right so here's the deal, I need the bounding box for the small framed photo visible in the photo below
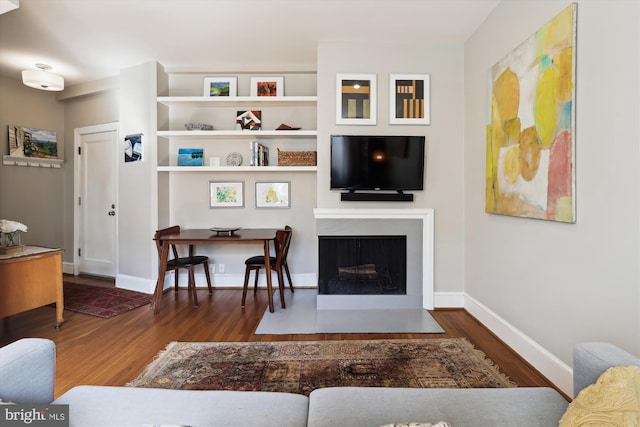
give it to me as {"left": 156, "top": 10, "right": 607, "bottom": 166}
{"left": 389, "top": 74, "right": 430, "bottom": 125}
{"left": 255, "top": 181, "right": 290, "bottom": 208}
{"left": 203, "top": 77, "right": 237, "bottom": 97}
{"left": 336, "top": 73, "right": 376, "bottom": 125}
{"left": 209, "top": 181, "right": 244, "bottom": 208}
{"left": 250, "top": 76, "right": 284, "bottom": 97}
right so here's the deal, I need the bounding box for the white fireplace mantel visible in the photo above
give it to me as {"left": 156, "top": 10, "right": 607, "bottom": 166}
{"left": 313, "top": 208, "right": 434, "bottom": 309}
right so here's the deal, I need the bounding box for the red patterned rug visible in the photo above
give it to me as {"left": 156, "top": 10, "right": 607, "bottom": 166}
{"left": 61, "top": 282, "right": 151, "bottom": 319}
{"left": 127, "top": 338, "right": 516, "bottom": 395}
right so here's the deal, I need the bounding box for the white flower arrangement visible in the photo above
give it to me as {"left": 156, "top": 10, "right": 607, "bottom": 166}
{"left": 0, "top": 219, "right": 28, "bottom": 247}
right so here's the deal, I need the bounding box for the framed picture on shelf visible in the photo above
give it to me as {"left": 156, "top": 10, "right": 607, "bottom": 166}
{"left": 209, "top": 181, "right": 244, "bottom": 208}
{"left": 203, "top": 77, "right": 237, "bottom": 97}
{"left": 177, "top": 148, "right": 204, "bottom": 166}
{"left": 236, "top": 110, "right": 262, "bottom": 130}
{"left": 255, "top": 181, "right": 290, "bottom": 208}
{"left": 336, "top": 73, "right": 376, "bottom": 125}
{"left": 389, "top": 74, "right": 430, "bottom": 125}
{"left": 250, "top": 76, "right": 284, "bottom": 97}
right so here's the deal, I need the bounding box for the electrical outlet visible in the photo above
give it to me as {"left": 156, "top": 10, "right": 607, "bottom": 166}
{"left": 210, "top": 264, "right": 216, "bottom": 274}
{"left": 218, "top": 264, "right": 225, "bottom": 273}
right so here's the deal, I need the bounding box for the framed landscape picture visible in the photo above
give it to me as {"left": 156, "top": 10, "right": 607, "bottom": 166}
{"left": 203, "top": 77, "right": 237, "bottom": 97}
{"left": 336, "top": 73, "right": 376, "bottom": 125}
{"left": 255, "top": 181, "right": 290, "bottom": 208}
{"left": 250, "top": 76, "right": 284, "bottom": 97}
{"left": 209, "top": 181, "right": 244, "bottom": 208}
{"left": 389, "top": 74, "right": 430, "bottom": 125}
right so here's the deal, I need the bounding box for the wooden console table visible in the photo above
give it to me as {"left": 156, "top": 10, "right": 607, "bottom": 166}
{"left": 0, "top": 246, "right": 64, "bottom": 329}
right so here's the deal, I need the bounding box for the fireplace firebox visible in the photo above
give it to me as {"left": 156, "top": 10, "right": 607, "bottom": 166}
{"left": 318, "top": 235, "right": 407, "bottom": 295}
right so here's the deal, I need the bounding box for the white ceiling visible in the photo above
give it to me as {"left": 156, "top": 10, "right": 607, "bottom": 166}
{"left": 0, "top": 0, "right": 500, "bottom": 87}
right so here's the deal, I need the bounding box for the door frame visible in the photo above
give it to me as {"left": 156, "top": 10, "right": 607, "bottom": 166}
{"left": 73, "top": 122, "right": 120, "bottom": 276}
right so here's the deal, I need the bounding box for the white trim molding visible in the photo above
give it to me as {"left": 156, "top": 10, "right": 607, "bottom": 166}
{"left": 464, "top": 293, "right": 573, "bottom": 396}
{"left": 313, "top": 208, "right": 434, "bottom": 309}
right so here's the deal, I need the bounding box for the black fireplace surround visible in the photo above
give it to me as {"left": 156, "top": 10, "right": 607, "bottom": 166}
{"left": 318, "top": 235, "right": 407, "bottom": 295}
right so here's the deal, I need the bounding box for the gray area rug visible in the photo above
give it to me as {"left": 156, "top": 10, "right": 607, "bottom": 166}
{"left": 255, "top": 289, "right": 445, "bottom": 334}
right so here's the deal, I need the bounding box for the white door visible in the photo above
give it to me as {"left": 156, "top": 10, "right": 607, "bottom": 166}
{"left": 75, "top": 125, "right": 118, "bottom": 277}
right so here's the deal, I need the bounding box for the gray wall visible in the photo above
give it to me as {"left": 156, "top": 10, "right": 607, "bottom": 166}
{"left": 317, "top": 42, "right": 466, "bottom": 295}
{"left": 464, "top": 0, "right": 640, "bottom": 366}
{"left": 0, "top": 77, "right": 65, "bottom": 249}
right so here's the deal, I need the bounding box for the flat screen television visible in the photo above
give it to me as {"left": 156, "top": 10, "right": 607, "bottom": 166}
{"left": 330, "top": 135, "right": 425, "bottom": 192}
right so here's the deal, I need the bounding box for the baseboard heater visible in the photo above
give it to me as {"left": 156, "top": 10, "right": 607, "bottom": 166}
{"left": 340, "top": 192, "right": 414, "bottom": 202}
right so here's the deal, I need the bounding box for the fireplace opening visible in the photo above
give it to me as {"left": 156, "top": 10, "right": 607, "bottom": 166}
{"left": 318, "top": 235, "right": 407, "bottom": 295}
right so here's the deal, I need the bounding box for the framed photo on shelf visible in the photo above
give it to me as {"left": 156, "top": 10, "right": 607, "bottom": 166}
{"left": 250, "top": 76, "right": 284, "bottom": 97}
{"left": 255, "top": 181, "right": 290, "bottom": 208}
{"left": 209, "top": 181, "right": 244, "bottom": 208}
{"left": 389, "top": 74, "right": 430, "bottom": 125}
{"left": 336, "top": 73, "right": 376, "bottom": 125}
{"left": 236, "top": 110, "right": 262, "bottom": 130}
{"left": 203, "top": 77, "right": 237, "bottom": 97}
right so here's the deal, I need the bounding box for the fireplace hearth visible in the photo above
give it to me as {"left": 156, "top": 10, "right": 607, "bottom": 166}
{"left": 318, "top": 235, "right": 407, "bottom": 295}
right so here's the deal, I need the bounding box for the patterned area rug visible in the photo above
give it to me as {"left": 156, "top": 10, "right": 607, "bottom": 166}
{"left": 61, "top": 282, "right": 151, "bottom": 319}
{"left": 128, "top": 338, "right": 516, "bottom": 395}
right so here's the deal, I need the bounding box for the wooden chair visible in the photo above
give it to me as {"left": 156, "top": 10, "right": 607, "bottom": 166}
{"left": 154, "top": 225, "right": 212, "bottom": 307}
{"left": 242, "top": 225, "right": 293, "bottom": 309}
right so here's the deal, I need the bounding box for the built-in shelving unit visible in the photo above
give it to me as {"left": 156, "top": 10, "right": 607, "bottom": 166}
{"left": 156, "top": 83, "right": 317, "bottom": 172}
{"left": 157, "top": 165, "right": 316, "bottom": 172}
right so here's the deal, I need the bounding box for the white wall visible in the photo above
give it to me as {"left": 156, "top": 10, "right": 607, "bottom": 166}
{"left": 464, "top": 0, "right": 640, "bottom": 391}
{"left": 317, "top": 42, "right": 466, "bottom": 295}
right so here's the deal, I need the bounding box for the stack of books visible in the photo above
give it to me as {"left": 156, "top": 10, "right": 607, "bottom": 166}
{"left": 249, "top": 141, "right": 269, "bottom": 166}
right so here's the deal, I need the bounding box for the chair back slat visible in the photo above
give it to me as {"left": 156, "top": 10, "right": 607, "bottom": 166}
{"left": 154, "top": 225, "right": 181, "bottom": 260}
{"left": 274, "top": 228, "right": 292, "bottom": 269}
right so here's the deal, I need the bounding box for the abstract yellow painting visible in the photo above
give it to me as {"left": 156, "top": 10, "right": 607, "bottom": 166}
{"left": 486, "top": 4, "right": 576, "bottom": 223}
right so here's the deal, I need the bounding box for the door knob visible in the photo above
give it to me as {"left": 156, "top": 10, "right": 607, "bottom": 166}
{"left": 108, "top": 210, "right": 116, "bottom": 216}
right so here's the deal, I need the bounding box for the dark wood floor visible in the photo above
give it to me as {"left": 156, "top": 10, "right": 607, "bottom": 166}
{"left": 0, "top": 274, "right": 567, "bottom": 400}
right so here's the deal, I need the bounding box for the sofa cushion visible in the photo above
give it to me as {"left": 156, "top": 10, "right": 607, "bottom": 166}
{"left": 559, "top": 366, "right": 640, "bottom": 426}
{"left": 307, "top": 387, "right": 568, "bottom": 427}
{"left": 53, "top": 386, "right": 309, "bottom": 427}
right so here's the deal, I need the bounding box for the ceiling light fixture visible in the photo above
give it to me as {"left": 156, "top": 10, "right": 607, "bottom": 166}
{"left": 22, "top": 63, "right": 64, "bottom": 91}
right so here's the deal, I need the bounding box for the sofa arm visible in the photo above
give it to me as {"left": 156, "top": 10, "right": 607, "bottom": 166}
{"left": 0, "top": 338, "right": 55, "bottom": 403}
{"left": 573, "top": 342, "right": 640, "bottom": 398}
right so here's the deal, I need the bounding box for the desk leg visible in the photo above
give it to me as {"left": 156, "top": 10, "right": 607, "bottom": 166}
{"left": 54, "top": 256, "right": 64, "bottom": 329}
{"left": 152, "top": 242, "right": 170, "bottom": 314}
{"left": 264, "top": 240, "right": 274, "bottom": 313}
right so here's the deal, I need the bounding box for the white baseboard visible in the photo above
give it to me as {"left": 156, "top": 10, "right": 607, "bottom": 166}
{"left": 434, "top": 291, "right": 465, "bottom": 308}
{"left": 62, "top": 262, "right": 74, "bottom": 275}
{"left": 161, "top": 272, "right": 318, "bottom": 289}
{"left": 464, "top": 293, "right": 573, "bottom": 396}
{"left": 116, "top": 274, "right": 157, "bottom": 294}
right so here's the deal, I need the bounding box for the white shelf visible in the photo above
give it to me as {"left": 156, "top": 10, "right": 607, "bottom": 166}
{"left": 157, "top": 130, "right": 317, "bottom": 138}
{"left": 158, "top": 96, "right": 317, "bottom": 107}
{"left": 3, "top": 155, "right": 63, "bottom": 168}
{"left": 157, "top": 166, "right": 317, "bottom": 172}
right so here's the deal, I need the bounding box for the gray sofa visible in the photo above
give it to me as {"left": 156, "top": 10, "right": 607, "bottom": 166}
{"left": 1, "top": 338, "right": 638, "bottom": 427}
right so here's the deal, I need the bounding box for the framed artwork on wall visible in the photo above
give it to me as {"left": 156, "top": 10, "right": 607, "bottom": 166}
{"left": 486, "top": 4, "right": 576, "bottom": 223}
{"left": 250, "top": 76, "right": 284, "bottom": 96}
{"left": 389, "top": 74, "right": 430, "bottom": 125}
{"left": 203, "top": 77, "right": 237, "bottom": 97}
{"left": 255, "top": 181, "right": 290, "bottom": 208}
{"left": 209, "top": 181, "right": 244, "bottom": 208}
{"left": 336, "top": 73, "right": 376, "bottom": 125}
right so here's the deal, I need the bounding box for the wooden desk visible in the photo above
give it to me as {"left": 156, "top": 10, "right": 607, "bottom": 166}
{"left": 0, "top": 246, "right": 64, "bottom": 328}
{"left": 153, "top": 228, "right": 281, "bottom": 314}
